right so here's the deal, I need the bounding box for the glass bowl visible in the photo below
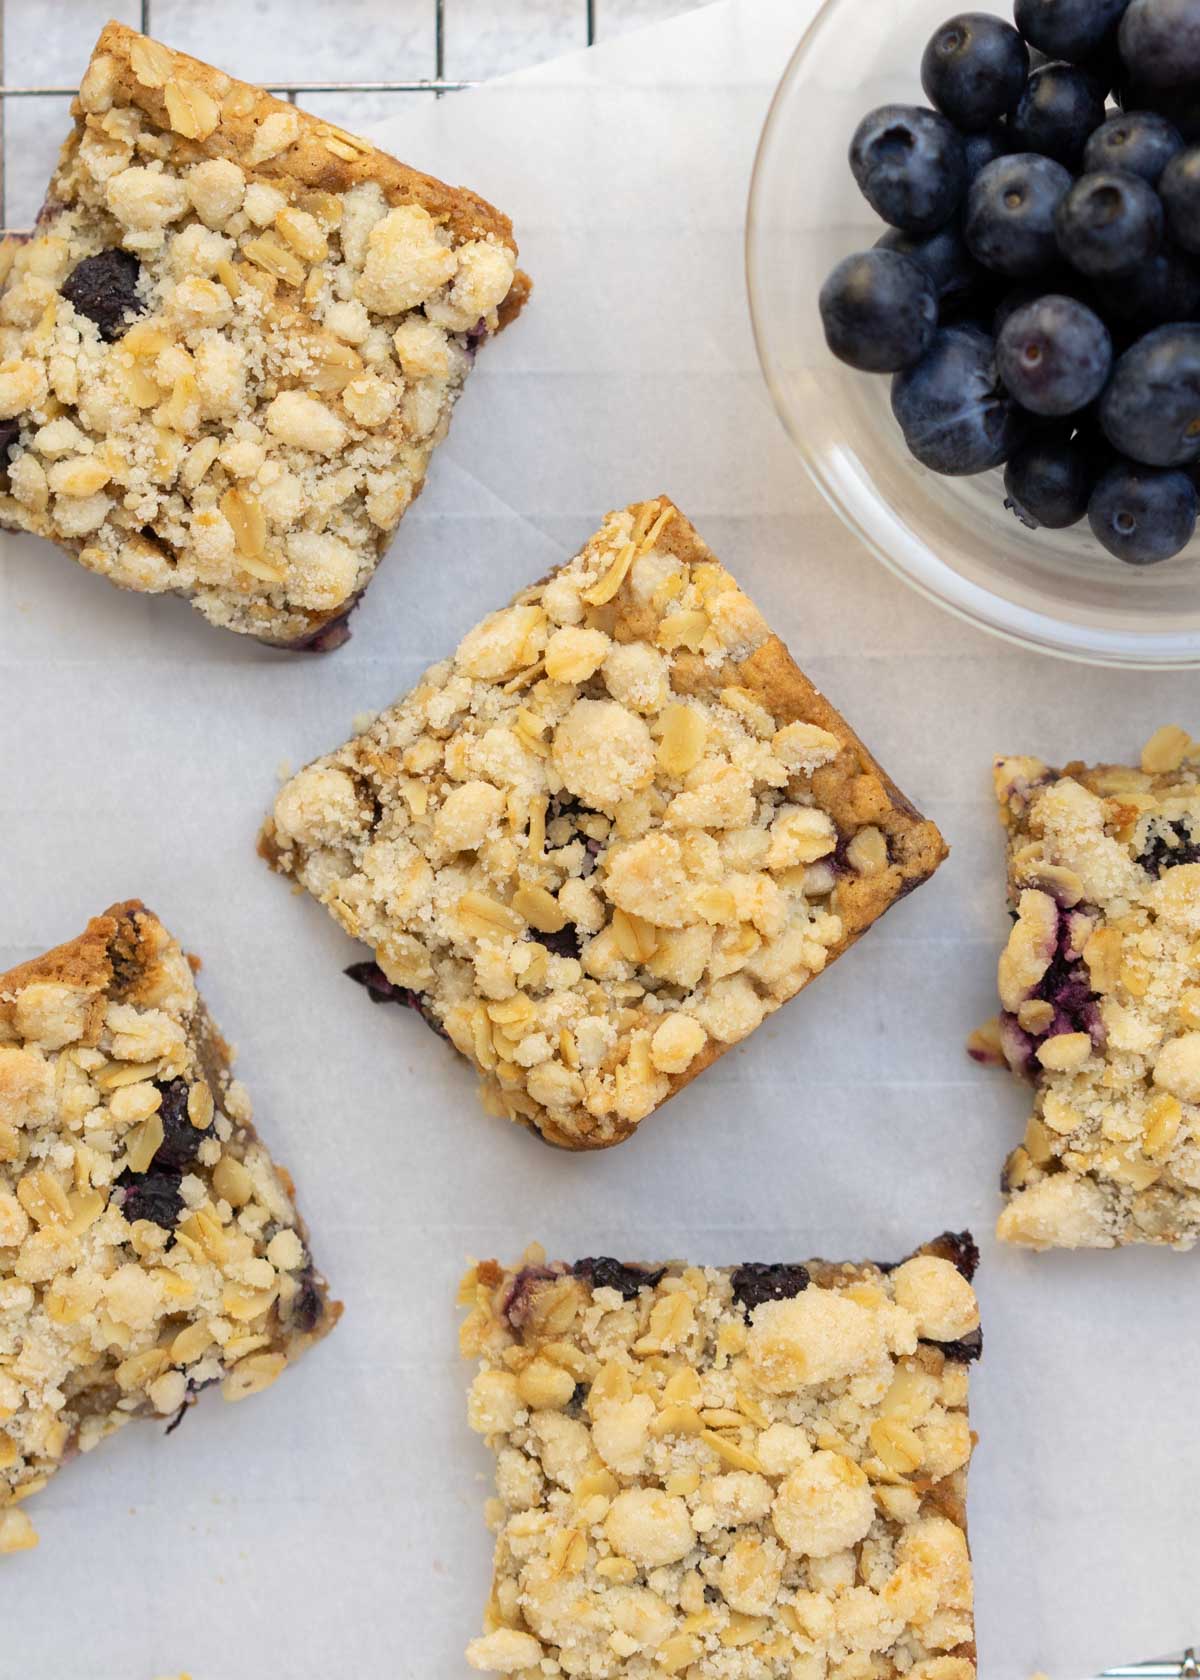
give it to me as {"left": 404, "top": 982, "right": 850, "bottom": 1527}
{"left": 746, "top": 0, "right": 1200, "bottom": 668}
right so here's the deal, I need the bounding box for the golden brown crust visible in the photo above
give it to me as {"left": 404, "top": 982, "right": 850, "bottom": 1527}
{"left": 90, "top": 21, "right": 523, "bottom": 267}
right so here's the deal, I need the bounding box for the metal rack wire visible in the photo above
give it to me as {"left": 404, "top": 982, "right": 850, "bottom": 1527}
{"left": 0, "top": 0, "right": 598, "bottom": 233}
{"left": 0, "top": 2, "right": 1191, "bottom": 1676}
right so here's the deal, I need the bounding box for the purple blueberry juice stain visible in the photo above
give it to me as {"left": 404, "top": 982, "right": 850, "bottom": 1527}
{"left": 1000, "top": 905, "right": 1104, "bottom": 1076}
{"left": 501, "top": 1263, "right": 562, "bottom": 1334}
{"left": 572, "top": 1257, "right": 667, "bottom": 1298}
{"left": 152, "top": 1078, "right": 213, "bottom": 1171}
{"left": 344, "top": 960, "right": 448, "bottom": 1040}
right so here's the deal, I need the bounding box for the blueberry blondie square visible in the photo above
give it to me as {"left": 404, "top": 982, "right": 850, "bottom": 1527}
{"left": 976, "top": 727, "right": 1200, "bottom": 1249}
{"left": 0, "top": 21, "right": 527, "bottom": 647}
{"left": 262, "top": 496, "right": 947, "bottom": 1148}
{"left": 460, "top": 1236, "right": 980, "bottom": 1678}
{"left": 0, "top": 901, "right": 337, "bottom": 1555}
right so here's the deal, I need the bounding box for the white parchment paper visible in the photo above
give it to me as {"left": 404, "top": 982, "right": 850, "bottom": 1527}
{"left": 3, "top": 3, "right": 1200, "bottom": 1674}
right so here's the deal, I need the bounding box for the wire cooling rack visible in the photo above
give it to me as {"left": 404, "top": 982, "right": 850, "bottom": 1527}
{"left": 0, "top": 2, "right": 1192, "bottom": 1675}
{"left": 0, "top": 0, "right": 598, "bottom": 234}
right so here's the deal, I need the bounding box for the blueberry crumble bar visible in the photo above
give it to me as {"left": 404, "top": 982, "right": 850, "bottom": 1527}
{"left": 262, "top": 496, "right": 947, "bottom": 1148}
{"left": 0, "top": 901, "right": 337, "bottom": 1555}
{"left": 974, "top": 727, "right": 1200, "bottom": 1249}
{"left": 460, "top": 1234, "right": 980, "bottom": 1678}
{"left": 0, "top": 21, "right": 527, "bottom": 647}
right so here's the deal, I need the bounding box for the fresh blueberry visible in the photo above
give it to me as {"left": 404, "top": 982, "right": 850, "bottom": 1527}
{"left": 965, "top": 153, "right": 1073, "bottom": 276}
{"left": 920, "top": 13, "right": 1029, "bottom": 130}
{"left": 60, "top": 248, "right": 145, "bottom": 342}
{"left": 1099, "top": 325, "right": 1200, "bottom": 465}
{"left": 1088, "top": 459, "right": 1198, "bottom": 561}
{"left": 1120, "top": 0, "right": 1200, "bottom": 89}
{"left": 730, "top": 1263, "right": 811, "bottom": 1314}
{"left": 1008, "top": 62, "right": 1107, "bottom": 168}
{"left": 344, "top": 959, "right": 449, "bottom": 1039}
{"left": 963, "top": 124, "right": 1012, "bottom": 179}
{"left": 819, "top": 249, "right": 939, "bottom": 371}
{"left": 998, "top": 295, "right": 1112, "bottom": 414}
{"left": 892, "top": 323, "right": 1028, "bottom": 474}
{"left": 572, "top": 1257, "right": 667, "bottom": 1298}
{"left": 1159, "top": 147, "right": 1200, "bottom": 253}
{"left": 849, "top": 104, "right": 968, "bottom": 233}
{"left": 152, "top": 1077, "right": 214, "bottom": 1172}
{"left": 878, "top": 223, "right": 983, "bottom": 309}
{"left": 1004, "top": 428, "right": 1098, "bottom": 525}
{"left": 1083, "top": 109, "right": 1183, "bottom": 181}
{"left": 1015, "top": 0, "right": 1130, "bottom": 62}
{"left": 1138, "top": 816, "right": 1200, "bottom": 873}
{"left": 1091, "top": 243, "right": 1200, "bottom": 324}
{"left": 1055, "top": 171, "right": 1164, "bottom": 277}
{"left": 116, "top": 1167, "right": 184, "bottom": 1230}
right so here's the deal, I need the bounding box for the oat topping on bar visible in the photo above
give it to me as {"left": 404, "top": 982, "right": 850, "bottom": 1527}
{"left": 977, "top": 727, "right": 1200, "bottom": 1249}
{"left": 460, "top": 1237, "right": 979, "bottom": 1678}
{"left": 0, "top": 902, "right": 337, "bottom": 1554}
{"left": 262, "top": 496, "right": 946, "bottom": 1148}
{"left": 0, "top": 22, "right": 527, "bottom": 645}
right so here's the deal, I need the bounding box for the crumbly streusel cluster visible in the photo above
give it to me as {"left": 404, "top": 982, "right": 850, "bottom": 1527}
{"left": 0, "top": 902, "right": 336, "bottom": 1555}
{"left": 263, "top": 497, "right": 946, "bottom": 1148}
{"left": 973, "top": 726, "right": 1200, "bottom": 1249}
{"left": 0, "top": 22, "right": 525, "bottom": 644}
{"left": 460, "top": 1241, "right": 979, "bottom": 1679}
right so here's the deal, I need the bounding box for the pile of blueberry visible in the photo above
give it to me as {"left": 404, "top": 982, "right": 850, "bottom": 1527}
{"left": 818, "top": 0, "right": 1200, "bottom": 565}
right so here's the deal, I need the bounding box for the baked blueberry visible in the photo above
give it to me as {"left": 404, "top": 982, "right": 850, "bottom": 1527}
{"left": 1120, "top": 0, "right": 1200, "bottom": 89}
{"left": 1083, "top": 109, "right": 1183, "bottom": 181}
{"left": 997, "top": 295, "right": 1112, "bottom": 414}
{"left": 920, "top": 13, "right": 1029, "bottom": 130}
{"left": 1088, "top": 460, "right": 1198, "bottom": 561}
{"left": 1015, "top": 0, "right": 1130, "bottom": 62}
{"left": 819, "top": 249, "right": 939, "bottom": 371}
{"left": 1099, "top": 325, "right": 1200, "bottom": 465}
{"left": 1008, "top": 62, "right": 1107, "bottom": 167}
{"left": 963, "top": 125, "right": 1012, "bottom": 179}
{"left": 1004, "top": 429, "right": 1097, "bottom": 526}
{"left": 730, "top": 1263, "right": 811, "bottom": 1313}
{"left": 1055, "top": 171, "right": 1164, "bottom": 276}
{"left": 344, "top": 959, "right": 448, "bottom": 1039}
{"left": 878, "top": 223, "right": 983, "bottom": 309}
{"left": 116, "top": 1166, "right": 184, "bottom": 1230}
{"left": 572, "top": 1257, "right": 666, "bottom": 1298}
{"left": 849, "top": 104, "right": 968, "bottom": 233}
{"left": 892, "top": 323, "right": 1028, "bottom": 474}
{"left": 1159, "top": 147, "right": 1200, "bottom": 253}
{"left": 152, "top": 1077, "right": 213, "bottom": 1172}
{"left": 60, "top": 248, "right": 145, "bottom": 342}
{"left": 1091, "top": 244, "right": 1200, "bottom": 325}
{"left": 965, "top": 153, "right": 1074, "bottom": 277}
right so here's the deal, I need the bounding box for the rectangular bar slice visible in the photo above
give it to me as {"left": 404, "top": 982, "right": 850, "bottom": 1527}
{"left": 262, "top": 495, "right": 947, "bottom": 1148}
{"left": 0, "top": 901, "right": 337, "bottom": 1555}
{"left": 984, "top": 727, "right": 1200, "bottom": 1249}
{"left": 0, "top": 21, "right": 527, "bottom": 646}
{"left": 459, "top": 1236, "right": 980, "bottom": 1679}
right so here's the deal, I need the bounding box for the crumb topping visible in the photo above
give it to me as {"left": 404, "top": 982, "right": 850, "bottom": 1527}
{"left": 263, "top": 497, "right": 947, "bottom": 1148}
{"left": 459, "top": 1239, "right": 978, "bottom": 1678}
{"left": 980, "top": 727, "right": 1200, "bottom": 1249}
{"left": 0, "top": 902, "right": 337, "bottom": 1553}
{"left": 0, "top": 22, "right": 525, "bottom": 644}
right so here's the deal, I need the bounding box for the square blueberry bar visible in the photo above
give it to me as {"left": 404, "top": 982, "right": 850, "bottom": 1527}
{"left": 0, "top": 901, "right": 337, "bottom": 1554}
{"left": 263, "top": 496, "right": 947, "bottom": 1148}
{"left": 460, "top": 1237, "right": 980, "bottom": 1678}
{"left": 979, "top": 728, "right": 1200, "bottom": 1248}
{"left": 0, "top": 22, "right": 527, "bottom": 645}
